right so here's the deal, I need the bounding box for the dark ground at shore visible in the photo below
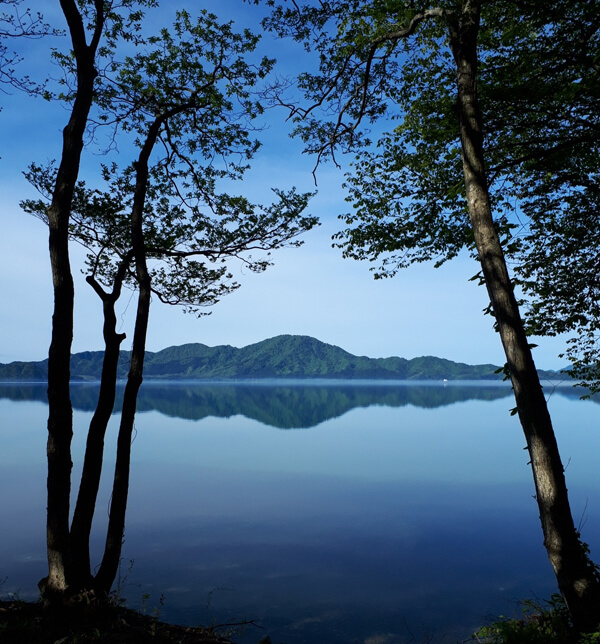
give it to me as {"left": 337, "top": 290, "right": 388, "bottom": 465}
{"left": 0, "top": 599, "right": 241, "bottom": 643}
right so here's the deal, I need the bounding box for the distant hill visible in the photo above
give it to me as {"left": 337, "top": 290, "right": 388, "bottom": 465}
{"left": 0, "top": 334, "right": 562, "bottom": 382}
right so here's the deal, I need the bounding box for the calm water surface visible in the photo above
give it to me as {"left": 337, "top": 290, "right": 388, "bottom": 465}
{"left": 1, "top": 381, "right": 599, "bottom": 644}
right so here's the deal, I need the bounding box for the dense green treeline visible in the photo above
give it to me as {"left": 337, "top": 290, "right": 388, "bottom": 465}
{"left": 0, "top": 334, "right": 562, "bottom": 382}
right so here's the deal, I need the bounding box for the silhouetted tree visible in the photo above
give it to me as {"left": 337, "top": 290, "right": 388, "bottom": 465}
{"left": 27, "top": 1, "right": 315, "bottom": 604}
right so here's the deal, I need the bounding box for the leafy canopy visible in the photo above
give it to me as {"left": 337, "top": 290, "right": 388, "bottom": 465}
{"left": 24, "top": 8, "right": 317, "bottom": 315}
{"left": 261, "top": 0, "right": 600, "bottom": 385}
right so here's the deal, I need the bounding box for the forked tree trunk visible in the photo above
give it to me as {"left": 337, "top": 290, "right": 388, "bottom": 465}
{"left": 448, "top": 0, "right": 600, "bottom": 632}
{"left": 94, "top": 281, "right": 150, "bottom": 593}
{"left": 95, "top": 135, "right": 156, "bottom": 594}
{"left": 70, "top": 275, "right": 127, "bottom": 588}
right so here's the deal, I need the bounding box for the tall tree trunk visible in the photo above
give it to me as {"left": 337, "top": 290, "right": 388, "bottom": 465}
{"left": 70, "top": 275, "right": 127, "bottom": 589}
{"left": 448, "top": 0, "right": 600, "bottom": 632}
{"left": 42, "top": 1, "right": 101, "bottom": 599}
{"left": 45, "top": 188, "right": 75, "bottom": 599}
{"left": 94, "top": 280, "right": 150, "bottom": 594}
{"left": 95, "top": 134, "right": 157, "bottom": 594}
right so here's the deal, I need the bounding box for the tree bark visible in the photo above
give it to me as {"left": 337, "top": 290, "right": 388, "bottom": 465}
{"left": 95, "top": 129, "right": 157, "bottom": 594}
{"left": 94, "top": 281, "right": 150, "bottom": 594}
{"left": 448, "top": 0, "right": 600, "bottom": 632}
{"left": 42, "top": 0, "right": 102, "bottom": 600}
{"left": 69, "top": 274, "right": 127, "bottom": 588}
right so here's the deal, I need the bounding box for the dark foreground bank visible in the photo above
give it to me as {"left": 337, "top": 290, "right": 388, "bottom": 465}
{"left": 0, "top": 600, "right": 236, "bottom": 644}
{"left": 3, "top": 595, "right": 600, "bottom": 643}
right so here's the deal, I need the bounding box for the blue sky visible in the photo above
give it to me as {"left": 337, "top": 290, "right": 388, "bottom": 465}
{"left": 0, "top": 1, "right": 569, "bottom": 369}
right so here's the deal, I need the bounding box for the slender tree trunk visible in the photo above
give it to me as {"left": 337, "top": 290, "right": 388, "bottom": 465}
{"left": 448, "top": 0, "right": 600, "bottom": 631}
{"left": 42, "top": 22, "right": 99, "bottom": 600}
{"left": 70, "top": 276, "right": 126, "bottom": 589}
{"left": 95, "top": 134, "right": 157, "bottom": 594}
{"left": 45, "top": 194, "right": 75, "bottom": 598}
{"left": 94, "top": 281, "right": 150, "bottom": 594}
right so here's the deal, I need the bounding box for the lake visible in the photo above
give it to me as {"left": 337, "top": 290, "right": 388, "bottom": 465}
{"left": 1, "top": 380, "right": 600, "bottom": 643}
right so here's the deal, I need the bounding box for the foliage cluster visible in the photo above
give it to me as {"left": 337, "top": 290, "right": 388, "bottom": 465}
{"left": 23, "top": 7, "right": 317, "bottom": 319}
{"left": 477, "top": 1, "right": 600, "bottom": 393}
{"left": 473, "top": 595, "right": 600, "bottom": 644}
{"left": 0, "top": 0, "right": 57, "bottom": 94}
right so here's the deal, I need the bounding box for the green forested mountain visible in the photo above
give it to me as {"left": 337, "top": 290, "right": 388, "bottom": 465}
{"left": 0, "top": 334, "right": 557, "bottom": 382}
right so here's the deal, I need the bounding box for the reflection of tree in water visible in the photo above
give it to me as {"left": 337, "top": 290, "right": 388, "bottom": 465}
{"left": 0, "top": 381, "right": 589, "bottom": 430}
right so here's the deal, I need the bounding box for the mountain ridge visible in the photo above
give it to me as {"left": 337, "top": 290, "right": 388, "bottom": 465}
{"left": 0, "top": 334, "right": 561, "bottom": 382}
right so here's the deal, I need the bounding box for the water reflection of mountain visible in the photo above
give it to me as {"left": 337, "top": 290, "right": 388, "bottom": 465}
{"left": 0, "top": 381, "right": 511, "bottom": 429}
{"left": 0, "top": 381, "right": 590, "bottom": 429}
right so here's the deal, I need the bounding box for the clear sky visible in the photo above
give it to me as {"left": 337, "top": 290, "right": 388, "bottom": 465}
{"left": 0, "top": 0, "right": 569, "bottom": 369}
